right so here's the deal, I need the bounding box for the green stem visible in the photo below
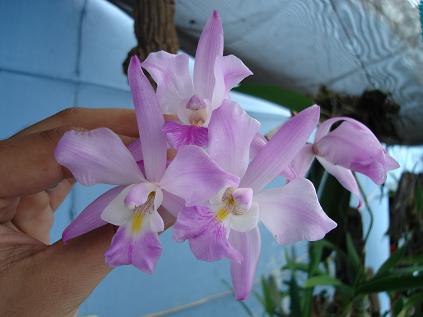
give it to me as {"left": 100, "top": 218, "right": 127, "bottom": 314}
{"left": 355, "top": 174, "right": 374, "bottom": 245}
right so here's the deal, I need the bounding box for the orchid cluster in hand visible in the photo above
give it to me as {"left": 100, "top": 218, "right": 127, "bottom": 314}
{"left": 55, "top": 11, "right": 399, "bottom": 300}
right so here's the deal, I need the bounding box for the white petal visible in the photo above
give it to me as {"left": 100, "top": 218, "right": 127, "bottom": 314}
{"left": 153, "top": 187, "right": 164, "bottom": 211}
{"left": 230, "top": 203, "right": 260, "bottom": 232}
{"left": 101, "top": 185, "right": 133, "bottom": 226}
{"left": 146, "top": 209, "right": 165, "bottom": 233}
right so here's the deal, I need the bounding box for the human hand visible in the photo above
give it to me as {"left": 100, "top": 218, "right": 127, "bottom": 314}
{"left": 0, "top": 108, "right": 174, "bottom": 317}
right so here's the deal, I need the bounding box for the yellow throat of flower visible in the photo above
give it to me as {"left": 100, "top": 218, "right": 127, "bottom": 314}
{"left": 131, "top": 212, "right": 144, "bottom": 234}
{"left": 215, "top": 207, "right": 231, "bottom": 222}
{"left": 215, "top": 188, "right": 237, "bottom": 222}
{"left": 190, "top": 119, "right": 205, "bottom": 126}
{"left": 130, "top": 191, "right": 156, "bottom": 234}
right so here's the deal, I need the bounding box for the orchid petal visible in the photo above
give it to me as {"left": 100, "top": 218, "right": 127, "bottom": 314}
{"left": 152, "top": 188, "right": 164, "bottom": 212}
{"left": 281, "top": 144, "right": 315, "bottom": 181}
{"left": 229, "top": 227, "right": 261, "bottom": 300}
{"left": 193, "top": 10, "right": 223, "bottom": 101}
{"left": 385, "top": 153, "right": 400, "bottom": 170}
{"left": 127, "top": 139, "right": 143, "bottom": 162}
{"left": 104, "top": 227, "right": 131, "bottom": 267}
{"left": 208, "top": 100, "right": 260, "bottom": 177}
{"left": 147, "top": 209, "right": 165, "bottom": 233}
{"left": 256, "top": 178, "right": 337, "bottom": 245}
{"left": 315, "top": 116, "right": 371, "bottom": 142}
{"left": 160, "top": 145, "right": 240, "bottom": 206}
{"left": 189, "top": 223, "right": 242, "bottom": 263}
{"left": 142, "top": 51, "right": 194, "bottom": 115}
{"left": 315, "top": 117, "right": 399, "bottom": 184}
{"left": 105, "top": 227, "right": 161, "bottom": 273}
{"left": 162, "top": 121, "right": 208, "bottom": 149}
{"left": 216, "top": 55, "right": 253, "bottom": 93}
{"left": 240, "top": 105, "right": 320, "bottom": 191}
{"left": 101, "top": 186, "right": 133, "bottom": 226}
{"left": 230, "top": 203, "right": 259, "bottom": 232}
{"left": 317, "top": 157, "right": 363, "bottom": 207}
{"left": 315, "top": 121, "right": 386, "bottom": 184}
{"left": 250, "top": 132, "right": 267, "bottom": 160}
{"left": 132, "top": 232, "right": 162, "bottom": 272}
{"left": 128, "top": 56, "right": 167, "bottom": 182}
{"left": 173, "top": 206, "right": 210, "bottom": 242}
{"left": 55, "top": 128, "right": 144, "bottom": 186}
{"left": 349, "top": 160, "right": 387, "bottom": 185}
{"left": 62, "top": 186, "right": 124, "bottom": 242}
{"left": 173, "top": 206, "right": 242, "bottom": 262}
{"left": 161, "top": 190, "right": 185, "bottom": 217}
{"left": 212, "top": 55, "right": 253, "bottom": 107}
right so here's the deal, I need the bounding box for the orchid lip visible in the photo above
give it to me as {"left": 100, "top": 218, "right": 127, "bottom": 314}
{"left": 128, "top": 191, "right": 156, "bottom": 235}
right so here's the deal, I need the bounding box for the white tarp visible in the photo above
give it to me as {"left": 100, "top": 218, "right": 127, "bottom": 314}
{"left": 175, "top": 0, "right": 423, "bottom": 144}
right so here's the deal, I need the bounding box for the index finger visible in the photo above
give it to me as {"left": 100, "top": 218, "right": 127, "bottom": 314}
{"left": 1, "top": 108, "right": 139, "bottom": 197}
{"left": 11, "top": 108, "right": 138, "bottom": 139}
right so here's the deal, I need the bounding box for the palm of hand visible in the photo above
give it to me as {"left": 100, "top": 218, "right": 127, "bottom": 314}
{"left": 0, "top": 108, "right": 142, "bottom": 317}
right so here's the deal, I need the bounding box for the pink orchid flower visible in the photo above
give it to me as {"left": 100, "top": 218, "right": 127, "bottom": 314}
{"left": 55, "top": 56, "right": 238, "bottom": 273}
{"left": 282, "top": 117, "right": 400, "bottom": 206}
{"left": 173, "top": 104, "right": 337, "bottom": 300}
{"left": 142, "top": 10, "right": 252, "bottom": 149}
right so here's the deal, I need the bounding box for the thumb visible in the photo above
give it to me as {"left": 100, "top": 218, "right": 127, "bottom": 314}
{"left": 22, "top": 208, "right": 175, "bottom": 316}
{"left": 30, "top": 225, "right": 115, "bottom": 317}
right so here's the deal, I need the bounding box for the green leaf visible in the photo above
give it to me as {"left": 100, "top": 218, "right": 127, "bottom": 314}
{"left": 233, "top": 84, "right": 314, "bottom": 112}
{"left": 301, "top": 288, "right": 314, "bottom": 317}
{"left": 346, "top": 233, "right": 361, "bottom": 278}
{"left": 357, "top": 271, "right": 423, "bottom": 294}
{"left": 376, "top": 245, "right": 406, "bottom": 277}
{"left": 261, "top": 275, "right": 283, "bottom": 316}
{"left": 268, "top": 275, "right": 282, "bottom": 311}
{"left": 261, "top": 277, "right": 275, "bottom": 316}
{"left": 391, "top": 266, "right": 423, "bottom": 275}
{"left": 316, "top": 170, "right": 352, "bottom": 263}
{"left": 415, "top": 180, "right": 423, "bottom": 213}
{"left": 282, "top": 261, "right": 310, "bottom": 273}
{"left": 393, "top": 297, "right": 405, "bottom": 317}
{"left": 288, "top": 275, "right": 302, "bottom": 317}
{"left": 304, "top": 275, "right": 344, "bottom": 288}
{"left": 309, "top": 241, "right": 324, "bottom": 275}
{"left": 398, "top": 293, "right": 423, "bottom": 317}
{"left": 399, "top": 255, "right": 423, "bottom": 265}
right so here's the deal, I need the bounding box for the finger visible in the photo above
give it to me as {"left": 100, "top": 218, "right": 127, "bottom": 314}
{"left": 11, "top": 179, "right": 74, "bottom": 243}
{"left": 12, "top": 108, "right": 139, "bottom": 139}
{"left": 5, "top": 205, "right": 175, "bottom": 316}
{"left": 48, "top": 179, "right": 75, "bottom": 210}
{"left": 0, "top": 197, "right": 20, "bottom": 223}
{"left": 0, "top": 225, "right": 115, "bottom": 317}
{"left": 0, "top": 129, "right": 136, "bottom": 198}
{"left": 13, "top": 192, "right": 53, "bottom": 244}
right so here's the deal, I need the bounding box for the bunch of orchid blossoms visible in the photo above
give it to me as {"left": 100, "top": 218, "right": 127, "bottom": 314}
{"left": 55, "top": 11, "right": 399, "bottom": 300}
